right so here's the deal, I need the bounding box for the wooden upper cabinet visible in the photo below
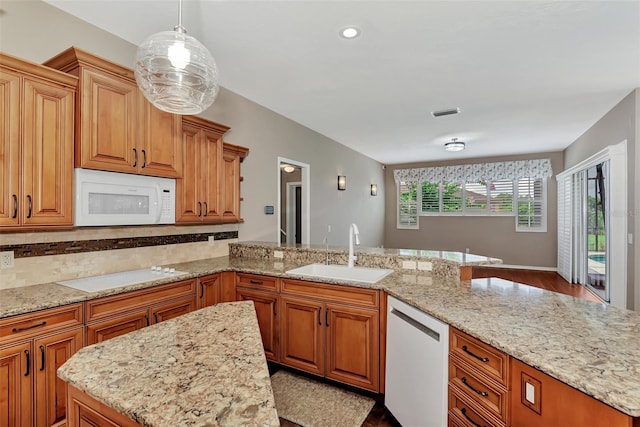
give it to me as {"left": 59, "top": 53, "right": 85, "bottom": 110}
{"left": 176, "top": 116, "right": 230, "bottom": 224}
{"left": 43, "top": 47, "right": 182, "bottom": 178}
{"left": 0, "top": 68, "right": 21, "bottom": 227}
{"left": 76, "top": 67, "right": 137, "bottom": 173}
{"left": 0, "top": 52, "right": 76, "bottom": 230}
{"left": 221, "top": 143, "right": 248, "bottom": 223}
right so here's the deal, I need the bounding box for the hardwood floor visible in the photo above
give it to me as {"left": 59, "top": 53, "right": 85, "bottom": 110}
{"left": 472, "top": 266, "right": 604, "bottom": 303}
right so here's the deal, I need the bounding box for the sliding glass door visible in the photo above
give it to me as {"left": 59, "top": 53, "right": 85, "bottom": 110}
{"left": 583, "top": 162, "right": 608, "bottom": 301}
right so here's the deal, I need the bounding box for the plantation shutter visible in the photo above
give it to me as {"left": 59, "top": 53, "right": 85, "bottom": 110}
{"left": 516, "top": 178, "right": 545, "bottom": 231}
{"left": 489, "top": 180, "right": 514, "bottom": 213}
{"left": 397, "top": 181, "right": 418, "bottom": 229}
{"left": 557, "top": 175, "right": 572, "bottom": 282}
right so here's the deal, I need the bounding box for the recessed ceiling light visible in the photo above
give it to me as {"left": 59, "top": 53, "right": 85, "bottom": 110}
{"left": 340, "top": 26, "right": 360, "bottom": 39}
{"left": 445, "top": 138, "right": 465, "bottom": 152}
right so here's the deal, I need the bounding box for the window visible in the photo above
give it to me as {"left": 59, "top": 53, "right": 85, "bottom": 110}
{"left": 394, "top": 159, "right": 552, "bottom": 231}
{"left": 397, "top": 181, "right": 418, "bottom": 229}
{"left": 516, "top": 178, "right": 546, "bottom": 232}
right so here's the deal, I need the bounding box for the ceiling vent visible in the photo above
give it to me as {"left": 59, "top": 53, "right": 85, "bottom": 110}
{"left": 431, "top": 107, "right": 461, "bottom": 118}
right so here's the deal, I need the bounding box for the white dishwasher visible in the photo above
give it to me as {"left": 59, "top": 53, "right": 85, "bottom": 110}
{"left": 385, "top": 296, "right": 449, "bottom": 427}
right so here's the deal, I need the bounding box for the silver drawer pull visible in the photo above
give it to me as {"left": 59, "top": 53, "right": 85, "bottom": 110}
{"left": 391, "top": 308, "right": 440, "bottom": 342}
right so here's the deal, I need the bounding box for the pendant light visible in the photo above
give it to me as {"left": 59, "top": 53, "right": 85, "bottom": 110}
{"left": 134, "top": 0, "right": 219, "bottom": 115}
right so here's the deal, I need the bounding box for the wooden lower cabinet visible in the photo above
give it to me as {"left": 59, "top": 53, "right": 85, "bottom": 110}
{"left": 511, "top": 358, "right": 636, "bottom": 427}
{"left": 67, "top": 385, "right": 139, "bottom": 427}
{"left": 280, "top": 296, "right": 324, "bottom": 375}
{"left": 197, "top": 274, "right": 220, "bottom": 309}
{"left": 325, "top": 303, "right": 379, "bottom": 390}
{"left": 0, "top": 303, "right": 84, "bottom": 427}
{"left": 279, "top": 281, "right": 380, "bottom": 392}
{"left": 0, "top": 341, "right": 32, "bottom": 427}
{"left": 236, "top": 287, "right": 279, "bottom": 362}
{"left": 85, "top": 279, "right": 197, "bottom": 345}
{"left": 34, "top": 328, "right": 83, "bottom": 427}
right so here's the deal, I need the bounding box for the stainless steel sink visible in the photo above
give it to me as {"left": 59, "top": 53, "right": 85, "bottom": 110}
{"left": 286, "top": 263, "right": 394, "bottom": 284}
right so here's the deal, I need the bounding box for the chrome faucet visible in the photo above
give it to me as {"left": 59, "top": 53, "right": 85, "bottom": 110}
{"left": 322, "top": 236, "right": 330, "bottom": 265}
{"left": 348, "top": 223, "right": 360, "bottom": 268}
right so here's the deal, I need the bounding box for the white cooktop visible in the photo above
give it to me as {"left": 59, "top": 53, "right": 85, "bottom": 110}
{"left": 57, "top": 268, "right": 190, "bottom": 293}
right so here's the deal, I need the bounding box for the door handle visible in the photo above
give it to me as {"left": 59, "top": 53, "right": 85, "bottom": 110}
{"left": 39, "top": 345, "right": 45, "bottom": 371}
{"left": 325, "top": 309, "right": 329, "bottom": 327}
{"left": 24, "top": 350, "right": 30, "bottom": 376}
{"left": 12, "top": 194, "right": 17, "bottom": 218}
{"left": 203, "top": 202, "right": 208, "bottom": 216}
{"left": 198, "top": 202, "right": 202, "bottom": 217}
{"left": 318, "top": 309, "right": 322, "bottom": 325}
{"left": 26, "top": 195, "right": 32, "bottom": 218}
{"left": 141, "top": 149, "right": 147, "bottom": 168}
{"left": 132, "top": 148, "right": 138, "bottom": 167}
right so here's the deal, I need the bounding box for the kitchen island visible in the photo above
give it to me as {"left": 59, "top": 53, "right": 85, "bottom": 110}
{"left": 58, "top": 301, "right": 279, "bottom": 427}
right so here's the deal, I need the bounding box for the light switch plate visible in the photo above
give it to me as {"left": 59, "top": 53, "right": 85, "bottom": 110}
{"left": 525, "top": 382, "right": 535, "bottom": 404}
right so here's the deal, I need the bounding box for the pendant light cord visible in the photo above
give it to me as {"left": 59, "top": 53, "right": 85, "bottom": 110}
{"left": 174, "top": 0, "right": 186, "bottom": 33}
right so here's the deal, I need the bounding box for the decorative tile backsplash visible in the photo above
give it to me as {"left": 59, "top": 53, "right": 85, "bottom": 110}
{"left": 0, "top": 224, "right": 238, "bottom": 290}
{"left": 1, "top": 231, "right": 237, "bottom": 258}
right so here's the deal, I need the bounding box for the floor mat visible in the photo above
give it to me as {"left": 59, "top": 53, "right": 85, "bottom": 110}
{"left": 270, "top": 370, "right": 375, "bottom": 427}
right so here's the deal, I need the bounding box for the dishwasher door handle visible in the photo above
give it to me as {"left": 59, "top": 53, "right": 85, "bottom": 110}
{"left": 391, "top": 307, "right": 440, "bottom": 342}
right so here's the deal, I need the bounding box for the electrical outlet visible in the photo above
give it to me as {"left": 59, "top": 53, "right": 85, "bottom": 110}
{"left": 0, "top": 251, "right": 14, "bottom": 269}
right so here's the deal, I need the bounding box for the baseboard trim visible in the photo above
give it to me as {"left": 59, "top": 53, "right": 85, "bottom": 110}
{"left": 476, "top": 264, "right": 558, "bottom": 272}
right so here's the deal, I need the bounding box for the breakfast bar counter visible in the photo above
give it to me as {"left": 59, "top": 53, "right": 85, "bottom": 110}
{"left": 58, "top": 301, "right": 279, "bottom": 427}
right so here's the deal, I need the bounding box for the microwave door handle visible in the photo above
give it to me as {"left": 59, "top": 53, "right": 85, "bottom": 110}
{"left": 155, "top": 184, "right": 163, "bottom": 222}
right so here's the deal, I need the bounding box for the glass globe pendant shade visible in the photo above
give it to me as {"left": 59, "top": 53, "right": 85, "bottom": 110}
{"left": 135, "top": 27, "right": 219, "bottom": 115}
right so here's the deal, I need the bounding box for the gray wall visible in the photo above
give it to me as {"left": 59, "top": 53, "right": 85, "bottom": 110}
{"left": 0, "top": 0, "right": 385, "bottom": 248}
{"left": 383, "top": 152, "right": 563, "bottom": 268}
{"left": 563, "top": 89, "right": 638, "bottom": 309}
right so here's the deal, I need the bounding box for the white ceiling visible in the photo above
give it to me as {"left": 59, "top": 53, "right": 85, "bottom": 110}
{"left": 46, "top": 0, "right": 640, "bottom": 165}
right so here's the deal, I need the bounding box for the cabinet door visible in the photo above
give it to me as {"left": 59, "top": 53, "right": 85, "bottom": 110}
{"left": 201, "top": 129, "right": 222, "bottom": 220}
{"left": 0, "top": 341, "right": 32, "bottom": 427}
{"left": 150, "top": 296, "right": 196, "bottom": 324}
{"left": 86, "top": 310, "right": 149, "bottom": 345}
{"left": 220, "top": 148, "right": 240, "bottom": 222}
{"left": 78, "top": 68, "right": 137, "bottom": 173}
{"left": 0, "top": 68, "right": 20, "bottom": 227}
{"left": 197, "top": 274, "right": 220, "bottom": 309}
{"left": 22, "top": 77, "right": 74, "bottom": 226}
{"left": 139, "top": 99, "right": 182, "bottom": 178}
{"left": 325, "top": 304, "right": 379, "bottom": 391}
{"left": 236, "top": 288, "right": 279, "bottom": 362}
{"left": 175, "top": 123, "right": 203, "bottom": 223}
{"left": 280, "top": 296, "right": 323, "bottom": 375}
{"left": 34, "top": 327, "right": 83, "bottom": 427}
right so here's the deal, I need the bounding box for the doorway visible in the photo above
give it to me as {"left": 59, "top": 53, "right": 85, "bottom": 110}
{"left": 582, "top": 161, "right": 608, "bottom": 301}
{"left": 277, "top": 157, "right": 310, "bottom": 244}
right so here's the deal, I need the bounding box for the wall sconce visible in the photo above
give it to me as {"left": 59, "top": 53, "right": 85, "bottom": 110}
{"left": 370, "top": 184, "right": 377, "bottom": 196}
{"left": 337, "top": 175, "right": 346, "bottom": 191}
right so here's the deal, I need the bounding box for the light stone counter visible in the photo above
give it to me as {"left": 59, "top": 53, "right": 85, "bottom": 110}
{"left": 4, "top": 255, "right": 640, "bottom": 417}
{"left": 58, "top": 301, "right": 279, "bottom": 427}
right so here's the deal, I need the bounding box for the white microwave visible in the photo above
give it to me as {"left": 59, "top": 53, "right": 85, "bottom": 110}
{"left": 74, "top": 168, "right": 176, "bottom": 226}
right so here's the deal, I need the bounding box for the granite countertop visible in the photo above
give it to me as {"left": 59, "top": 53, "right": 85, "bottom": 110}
{"left": 3, "top": 255, "right": 640, "bottom": 417}
{"left": 58, "top": 301, "right": 279, "bottom": 427}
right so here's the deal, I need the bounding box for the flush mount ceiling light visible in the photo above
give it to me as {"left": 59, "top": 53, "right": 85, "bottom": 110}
{"left": 339, "top": 26, "right": 361, "bottom": 39}
{"left": 282, "top": 165, "right": 295, "bottom": 173}
{"left": 134, "top": 0, "right": 218, "bottom": 115}
{"left": 445, "top": 138, "right": 466, "bottom": 152}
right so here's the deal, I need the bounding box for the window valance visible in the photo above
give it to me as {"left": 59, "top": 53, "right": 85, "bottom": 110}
{"left": 393, "top": 159, "right": 553, "bottom": 183}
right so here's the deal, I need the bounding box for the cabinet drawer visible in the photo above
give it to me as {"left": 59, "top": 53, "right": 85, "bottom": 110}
{"left": 449, "top": 386, "right": 505, "bottom": 427}
{"left": 85, "top": 309, "right": 149, "bottom": 345}
{"left": 449, "top": 355, "right": 509, "bottom": 421}
{"left": 237, "top": 274, "right": 278, "bottom": 292}
{"left": 450, "top": 328, "right": 509, "bottom": 386}
{"left": 151, "top": 296, "right": 196, "bottom": 324}
{"left": 85, "top": 279, "right": 196, "bottom": 322}
{"left": 281, "top": 279, "right": 379, "bottom": 308}
{"left": 0, "top": 303, "right": 83, "bottom": 345}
